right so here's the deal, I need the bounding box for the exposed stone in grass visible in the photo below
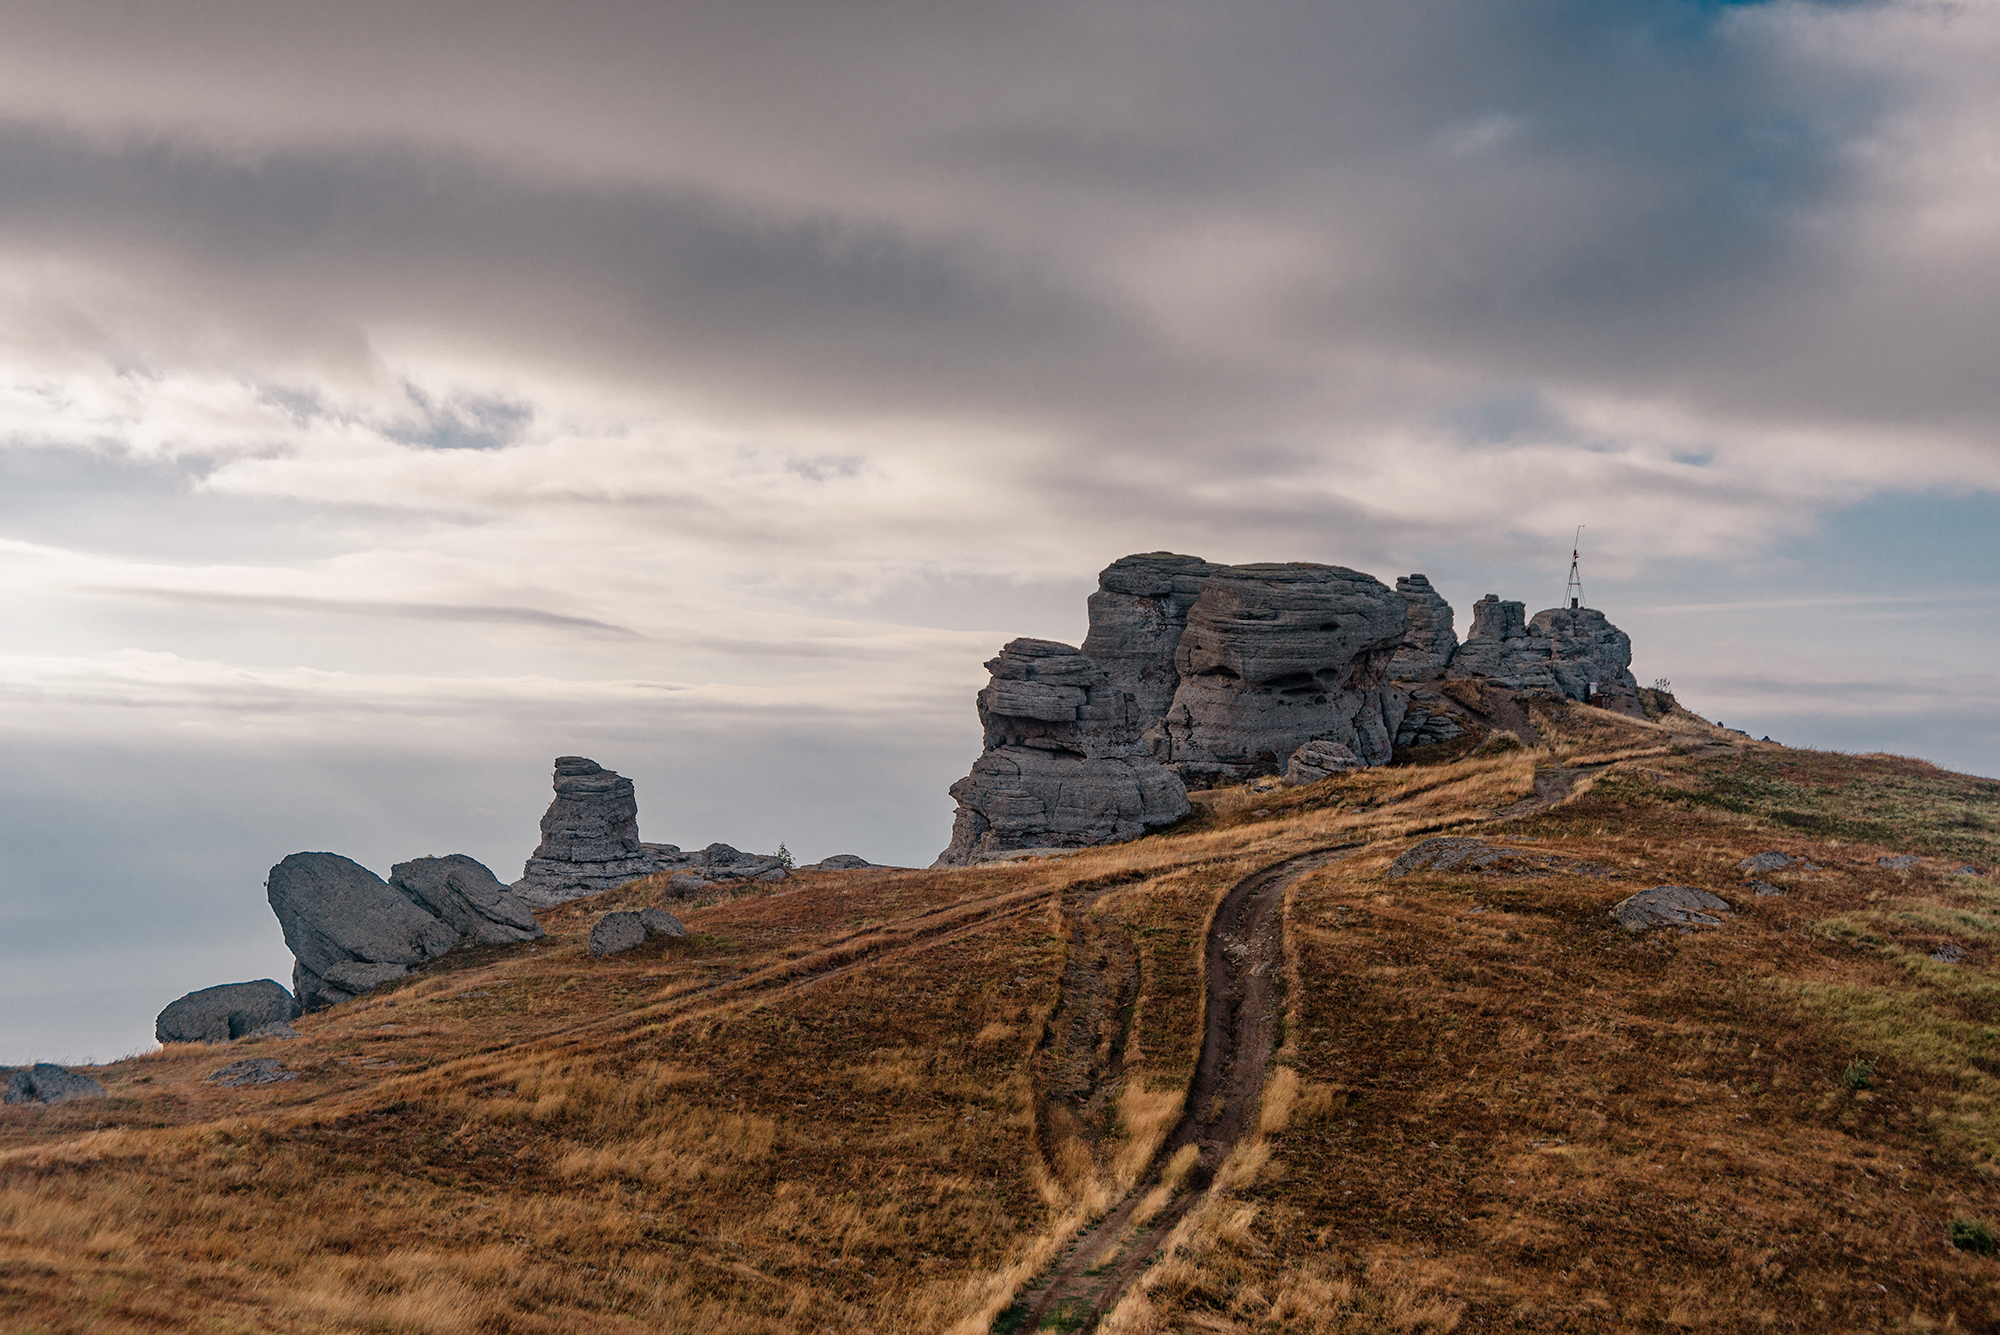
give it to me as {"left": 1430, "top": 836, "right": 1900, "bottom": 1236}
{"left": 4, "top": 1063, "right": 104, "bottom": 1104}
{"left": 1387, "top": 836, "right": 1614, "bottom": 880}
{"left": 1610, "top": 884, "right": 1733, "bottom": 932}
{"left": 1738, "top": 851, "right": 1795, "bottom": 873}
{"left": 811, "top": 854, "right": 873, "bottom": 870}
{"left": 155, "top": 979, "right": 300, "bottom": 1045}
{"left": 1750, "top": 880, "right": 1785, "bottom": 897}
{"left": 638, "top": 908, "right": 685, "bottom": 938}
{"left": 589, "top": 912, "right": 649, "bottom": 957}
{"left": 206, "top": 1058, "right": 297, "bottom": 1087}
{"left": 241, "top": 1021, "right": 300, "bottom": 1041}
{"left": 1879, "top": 854, "right": 1920, "bottom": 870}
{"left": 1284, "top": 739, "right": 1364, "bottom": 785}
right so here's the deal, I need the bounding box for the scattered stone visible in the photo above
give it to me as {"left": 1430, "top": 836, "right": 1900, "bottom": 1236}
{"left": 1737, "top": 852, "right": 1794, "bottom": 874}
{"left": 811, "top": 854, "right": 873, "bottom": 870}
{"left": 1610, "top": 885, "right": 1733, "bottom": 932}
{"left": 698, "top": 843, "right": 788, "bottom": 880}
{"left": 241, "top": 1021, "right": 301, "bottom": 1041}
{"left": 268, "top": 852, "right": 460, "bottom": 1012}
{"left": 4, "top": 1063, "right": 106, "bottom": 1104}
{"left": 1956, "top": 865, "right": 1983, "bottom": 876}
{"left": 665, "top": 872, "right": 713, "bottom": 896}
{"left": 756, "top": 868, "right": 788, "bottom": 883}
{"left": 638, "top": 907, "right": 686, "bottom": 938}
{"left": 390, "top": 854, "right": 544, "bottom": 945}
{"left": 1931, "top": 944, "right": 1966, "bottom": 965}
{"left": 1388, "top": 837, "right": 1512, "bottom": 878}
{"left": 1750, "top": 881, "right": 1785, "bottom": 897}
{"left": 588, "top": 912, "right": 648, "bottom": 958}
{"left": 1879, "top": 854, "right": 1920, "bottom": 870}
{"left": 206, "top": 1058, "right": 297, "bottom": 1087}
{"left": 155, "top": 979, "right": 301, "bottom": 1045}
{"left": 1388, "top": 574, "right": 1459, "bottom": 680}
{"left": 1285, "top": 738, "right": 1365, "bottom": 785}
{"left": 936, "top": 637, "right": 1191, "bottom": 866}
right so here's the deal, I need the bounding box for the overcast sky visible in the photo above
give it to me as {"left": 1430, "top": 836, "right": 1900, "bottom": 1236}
{"left": 4, "top": 0, "right": 1997, "bottom": 1065}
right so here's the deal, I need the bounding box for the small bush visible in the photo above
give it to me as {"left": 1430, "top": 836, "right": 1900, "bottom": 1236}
{"left": 1842, "top": 1059, "right": 1877, "bottom": 1091}
{"left": 1950, "top": 1215, "right": 1997, "bottom": 1255}
{"left": 775, "top": 843, "right": 794, "bottom": 869}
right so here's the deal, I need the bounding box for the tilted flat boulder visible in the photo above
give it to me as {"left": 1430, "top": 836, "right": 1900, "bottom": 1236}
{"left": 1611, "top": 885, "right": 1733, "bottom": 932}
{"left": 1153, "top": 564, "right": 1407, "bottom": 786}
{"left": 156, "top": 979, "right": 301, "bottom": 1045}
{"left": 1284, "top": 739, "right": 1364, "bottom": 785}
{"left": 513, "top": 758, "right": 675, "bottom": 906}
{"left": 589, "top": 911, "right": 649, "bottom": 957}
{"left": 390, "top": 854, "right": 544, "bottom": 945}
{"left": 1388, "top": 575, "right": 1458, "bottom": 680}
{"left": 811, "top": 854, "right": 873, "bottom": 870}
{"left": 937, "top": 638, "right": 1190, "bottom": 866}
{"left": 4, "top": 1063, "right": 105, "bottom": 1104}
{"left": 1081, "top": 552, "right": 1225, "bottom": 724}
{"left": 268, "top": 852, "right": 459, "bottom": 1011}
{"left": 638, "top": 907, "right": 686, "bottom": 937}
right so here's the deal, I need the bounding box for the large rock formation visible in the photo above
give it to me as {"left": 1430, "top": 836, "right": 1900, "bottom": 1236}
{"left": 1388, "top": 574, "right": 1458, "bottom": 679}
{"left": 1080, "top": 552, "right": 1224, "bottom": 724}
{"left": 513, "top": 757, "right": 681, "bottom": 906}
{"left": 156, "top": 979, "right": 300, "bottom": 1045}
{"left": 267, "top": 852, "right": 461, "bottom": 1011}
{"left": 936, "top": 638, "right": 1190, "bottom": 866}
{"left": 1151, "top": 564, "right": 1408, "bottom": 787}
{"left": 1448, "top": 595, "right": 1638, "bottom": 705}
{"left": 390, "top": 854, "right": 544, "bottom": 945}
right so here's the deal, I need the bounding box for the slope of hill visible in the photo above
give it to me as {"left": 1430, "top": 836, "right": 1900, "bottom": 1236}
{"left": 4, "top": 699, "right": 1999, "bottom": 1333}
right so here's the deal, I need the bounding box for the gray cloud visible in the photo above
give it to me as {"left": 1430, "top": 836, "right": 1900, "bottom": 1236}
{"left": 96, "top": 587, "right": 642, "bottom": 636}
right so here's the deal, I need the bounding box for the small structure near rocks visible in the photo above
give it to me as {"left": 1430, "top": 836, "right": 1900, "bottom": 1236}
{"left": 1611, "top": 885, "right": 1733, "bottom": 932}
{"left": 156, "top": 979, "right": 301, "bottom": 1045}
{"left": 589, "top": 908, "right": 686, "bottom": 958}
{"left": 268, "top": 852, "right": 460, "bottom": 1011}
{"left": 4, "top": 1063, "right": 105, "bottom": 1104}
{"left": 391, "top": 854, "right": 544, "bottom": 945}
{"left": 1285, "top": 739, "right": 1364, "bottom": 785}
{"left": 206, "top": 1058, "right": 297, "bottom": 1087}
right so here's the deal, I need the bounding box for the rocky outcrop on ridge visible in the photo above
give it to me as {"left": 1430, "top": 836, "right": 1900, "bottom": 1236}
{"left": 268, "top": 852, "right": 461, "bottom": 1011}
{"left": 156, "top": 979, "right": 300, "bottom": 1045}
{"left": 1152, "top": 563, "right": 1407, "bottom": 787}
{"left": 390, "top": 854, "right": 544, "bottom": 945}
{"left": 1447, "top": 595, "right": 1638, "bottom": 705}
{"left": 4, "top": 1064, "right": 105, "bottom": 1104}
{"left": 1389, "top": 575, "right": 1458, "bottom": 679}
{"left": 936, "top": 638, "right": 1191, "bottom": 866}
{"left": 513, "top": 757, "right": 675, "bottom": 906}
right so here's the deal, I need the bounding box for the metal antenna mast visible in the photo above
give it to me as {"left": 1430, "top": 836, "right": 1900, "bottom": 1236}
{"left": 1565, "top": 525, "right": 1586, "bottom": 613}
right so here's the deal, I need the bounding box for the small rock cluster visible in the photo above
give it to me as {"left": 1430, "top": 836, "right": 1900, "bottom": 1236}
{"left": 1610, "top": 885, "right": 1735, "bottom": 932}
{"left": 588, "top": 907, "right": 686, "bottom": 958}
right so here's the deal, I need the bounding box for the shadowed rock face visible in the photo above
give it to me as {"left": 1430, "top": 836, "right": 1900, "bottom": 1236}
{"left": 156, "top": 979, "right": 300, "bottom": 1045}
{"left": 4, "top": 1064, "right": 104, "bottom": 1104}
{"left": 1154, "top": 564, "right": 1406, "bottom": 786}
{"left": 1389, "top": 574, "right": 1458, "bottom": 679}
{"left": 267, "top": 852, "right": 460, "bottom": 1011}
{"left": 390, "top": 854, "right": 544, "bottom": 946}
{"left": 513, "top": 758, "right": 673, "bottom": 906}
{"left": 1081, "top": 552, "right": 1225, "bottom": 724}
{"left": 936, "top": 638, "right": 1190, "bottom": 866}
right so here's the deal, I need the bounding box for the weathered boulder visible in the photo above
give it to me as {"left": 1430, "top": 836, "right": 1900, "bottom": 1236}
{"left": 811, "top": 854, "right": 873, "bottom": 870}
{"left": 696, "top": 843, "right": 787, "bottom": 881}
{"left": 1880, "top": 854, "right": 1920, "bottom": 870}
{"left": 1393, "top": 688, "right": 1466, "bottom": 749}
{"left": 1284, "top": 739, "right": 1364, "bottom": 785}
{"left": 665, "top": 872, "right": 713, "bottom": 896}
{"left": 638, "top": 907, "right": 686, "bottom": 938}
{"left": 4, "top": 1063, "right": 105, "bottom": 1104}
{"left": 588, "top": 912, "right": 649, "bottom": 958}
{"left": 390, "top": 854, "right": 544, "bottom": 945}
{"left": 156, "top": 979, "right": 301, "bottom": 1045}
{"left": 1737, "top": 851, "right": 1794, "bottom": 874}
{"left": 1388, "top": 575, "right": 1458, "bottom": 679}
{"left": 513, "top": 758, "right": 674, "bottom": 906}
{"left": 1080, "top": 552, "right": 1225, "bottom": 724}
{"left": 1152, "top": 564, "right": 1407, "bottom": 786}
{"left": 937, "top": 638, "right": 1191, "bottom": 866}
{"left": 1610, "top": 885, "right": 1733, "bottom": 932}
{"left": 268, "top": 852, "right": 459, "bottom": 1011}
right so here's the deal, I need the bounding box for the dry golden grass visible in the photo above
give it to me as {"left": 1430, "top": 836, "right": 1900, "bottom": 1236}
{"left": 5, "top": 706, "right": 1999, "bottom": 1332}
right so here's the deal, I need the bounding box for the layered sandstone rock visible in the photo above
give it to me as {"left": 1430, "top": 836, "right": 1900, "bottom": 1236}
{"left": 936, "top": 638, "right": 1190, "bottom": 866}
{"left": 1152, "top": 564, "right": 1407, "bottom": 787}
{"left": 513, "top": 758, "right": 675, "bottom": 906}
{"left": 1080, "top": 552, "right": 1224, "bottom": 724}
{"left": 1388, "top": 574, "right": 1458, "bottom": 679}
{"left": 1449, "top": 595, "right": 1638, "bottom": 706}
{"left": 390, "top": 854, "right": 544, "bottom": 945}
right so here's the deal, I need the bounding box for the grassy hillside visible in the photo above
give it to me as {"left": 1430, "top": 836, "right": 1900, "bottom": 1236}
{"left": 4, "top": 701, "right": 1999, "bottom": 1333}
